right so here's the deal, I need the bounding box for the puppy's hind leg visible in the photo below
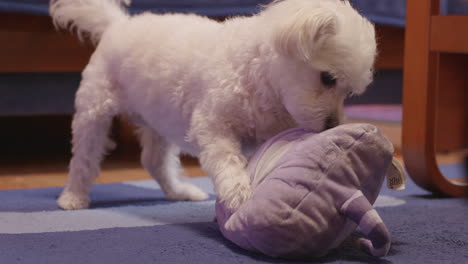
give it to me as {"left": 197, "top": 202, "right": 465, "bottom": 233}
{"left": 138, "top": 127, "right": 209, "bottom": 201}
{"left": 57, "top": 62, "right": 118, "bottom": 210}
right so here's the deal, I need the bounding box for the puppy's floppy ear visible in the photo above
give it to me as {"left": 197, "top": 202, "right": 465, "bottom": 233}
{"left": 272, "top": 8, "right": 337, "bottom": 62}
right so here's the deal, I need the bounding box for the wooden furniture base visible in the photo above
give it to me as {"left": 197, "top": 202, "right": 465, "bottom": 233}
{"left": 0, "top": 12, "right": 402, "bottom": 72}
{"left": 402, "top": 0, "right": 468, "bottom": 197}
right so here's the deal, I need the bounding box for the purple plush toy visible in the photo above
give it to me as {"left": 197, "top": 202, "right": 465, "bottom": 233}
{"left": 216, "top": 123, "right": 404, "bottom": 259}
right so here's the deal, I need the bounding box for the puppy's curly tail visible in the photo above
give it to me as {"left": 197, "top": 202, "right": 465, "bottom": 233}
{"left": 50, "top": 0, "right": 131, "bottom": 44}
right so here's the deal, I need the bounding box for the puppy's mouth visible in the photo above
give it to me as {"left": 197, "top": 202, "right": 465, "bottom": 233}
{"left": 295, "top": 119, "right": 326, "bottom": 133}
{"left": 296, "top": 116, "right": 340, "bottom": 133}
{"left": 324, "top": 116, "right": 340, "bottom": 130}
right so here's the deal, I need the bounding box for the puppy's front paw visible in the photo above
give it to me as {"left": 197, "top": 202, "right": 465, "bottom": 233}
{"left": 166, "top": 182, "right": 209, "bottom": 201}
{"left": 57, "top": 191, "right": 90, "bottom": 210}
{"left": 219, "top": 178, "right": 252, "bottom": 210}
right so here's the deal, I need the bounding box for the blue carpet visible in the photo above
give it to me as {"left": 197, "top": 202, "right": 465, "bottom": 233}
{"left": 0, "top": 165, "right": 466, "bottom": 264}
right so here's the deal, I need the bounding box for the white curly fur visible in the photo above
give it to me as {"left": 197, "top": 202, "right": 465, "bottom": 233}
{"left": 50, "top": 0, "right": 376, "bottom": 210}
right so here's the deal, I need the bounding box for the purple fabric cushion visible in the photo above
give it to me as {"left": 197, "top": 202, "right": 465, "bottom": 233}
{"left": 216, "top": 123, "right": 394, "bottom": 259}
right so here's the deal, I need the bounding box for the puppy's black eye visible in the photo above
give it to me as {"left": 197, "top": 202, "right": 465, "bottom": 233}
{"left": 320, "top": 72, "right": 336, "bottom": 87}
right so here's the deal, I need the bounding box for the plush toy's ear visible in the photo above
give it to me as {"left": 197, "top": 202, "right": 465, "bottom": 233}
{"left": 272, "top": 8, "right": 337, "bottom": 62}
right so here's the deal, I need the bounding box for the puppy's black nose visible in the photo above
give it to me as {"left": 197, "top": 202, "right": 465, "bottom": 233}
{"left": 324, "top": 117, "right": 339, "bottom": 130}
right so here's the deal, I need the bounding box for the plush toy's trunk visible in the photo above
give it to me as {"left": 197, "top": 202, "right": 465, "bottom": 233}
{"left": 340, "top": 190, "right": 391, "bottom": 257}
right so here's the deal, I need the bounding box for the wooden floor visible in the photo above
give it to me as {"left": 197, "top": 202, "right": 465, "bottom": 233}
{"left": 0, "top": 155, "right": 205, "bottom": 190}
{"left": 0, "top": 120, "right": 464, "bottom": 190}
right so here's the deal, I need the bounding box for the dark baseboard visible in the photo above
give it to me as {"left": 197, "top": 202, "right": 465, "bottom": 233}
{"left": 0, "top": 115, "right": 73, "bottom": 160}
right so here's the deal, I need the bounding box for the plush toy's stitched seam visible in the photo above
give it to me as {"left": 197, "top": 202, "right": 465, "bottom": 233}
{"left": 276, "top": 129, "right": 370, "bottom": 175}
{"left": 266, "top": 177, "right": 312, "bottom": 221}
{"left": 286, "top": 191, "right": 311, "bottom": 221}
{"left": 322, "top": 130, "right": 370, "bottom": 176}
{"left": 269, "top": 176, "right": 295, "bottom": 188}
{"left": 274, "top": 130, "right": 371, "bottom": 187}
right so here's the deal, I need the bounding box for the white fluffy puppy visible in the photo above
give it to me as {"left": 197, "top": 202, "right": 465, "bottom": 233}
{"left": 50, "top": 0, "right": 376, "bottom": 210}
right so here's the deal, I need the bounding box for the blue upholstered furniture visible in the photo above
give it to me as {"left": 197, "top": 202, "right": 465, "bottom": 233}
{"left": 1, "top": 0, "right": 467, "bottom": 115}
{"left": 1, "top": 0, "right": 466, "bottom": 115}
{"left": 1, "top": 0, "right": 467, "bottom": 27}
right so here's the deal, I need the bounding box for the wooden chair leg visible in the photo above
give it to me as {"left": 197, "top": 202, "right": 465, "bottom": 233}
{"left": 402, "top": 0, "right": 468, "bottom": 197}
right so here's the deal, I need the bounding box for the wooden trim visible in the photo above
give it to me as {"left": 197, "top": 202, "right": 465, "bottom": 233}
{"left": 375, "top": 25, "right": 404, "bottom": 69}
{"left": 435, "top": 54, "right": 468, "bottom": 152}
{"left": 402, "top": 0, "right": 468, "bottom": 197}
{"left": 430, "top": 15, "right": 468, "bottom": 53}
{"left": 0, "top": 13, "right": 94, "bottom": 72}
{"left": 0, "top": 13, "right": 57, "bottom": 32}
{"left": 0, "top": 31, "right": 94, "bottom": 72}
{"left": 403, "top": 0, "right": 439, "bottom": 193}
{"left": 0, "top": 12, "right": 403, "bottom": 72}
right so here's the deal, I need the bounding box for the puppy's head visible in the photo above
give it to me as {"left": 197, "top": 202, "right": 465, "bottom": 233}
{"left": 262, "top": 0, "right": 376, "bottom": 131}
